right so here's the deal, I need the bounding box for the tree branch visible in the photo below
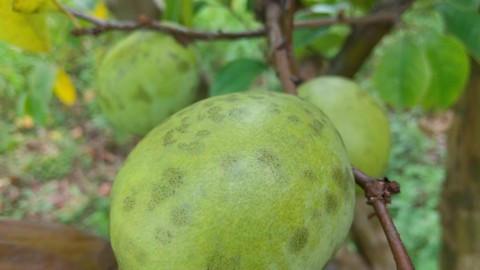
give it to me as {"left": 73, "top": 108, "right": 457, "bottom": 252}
{"left": 353, "top": 167, "right": 415, "bottom": 270}
{"left": 265, "top": 0, "right": 297, "bottom": 95}
{"left": 66, "top": 6, "right": 397, "bottom": 41}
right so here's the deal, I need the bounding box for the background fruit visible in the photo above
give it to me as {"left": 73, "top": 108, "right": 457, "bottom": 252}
{"left": 298, "top": 76, "right": 391, "bottom": 177}
{"left": 110, "top": 91, "right": 355, "bottom": 270}
{"left": 96, "top": 31, "right": 199, "bottom": 136}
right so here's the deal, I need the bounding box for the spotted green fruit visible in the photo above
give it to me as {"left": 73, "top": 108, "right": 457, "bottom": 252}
{"left": 96, "top": 31, "right": 199, "bottom": 136}
{"left": 298, "top": 76, "right": 391, "bottom": 178}
{"left": 110, "top": 91, "right": 355, "bottom": 270}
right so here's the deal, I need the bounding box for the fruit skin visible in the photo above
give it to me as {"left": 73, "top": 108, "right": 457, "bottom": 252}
{"left": 110, "top": 91, "right": 355, "bottom": 270}
{"left": 96, "top": 31, "right": 199, "bottom": 136}
{"left": 298, "top": 76, "right": 391, "bottom": 178}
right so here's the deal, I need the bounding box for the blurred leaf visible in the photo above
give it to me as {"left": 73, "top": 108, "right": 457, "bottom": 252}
{"left": 372, "top": 34, "right": 429, "bottom": 108}
{"left": 0, "top": 219, "right": 117, "bottom": 270}
{"left": 420, "top": 32, "right": 470, "bottom": 109}
{"left": 0, "top": 1, "right": 50, "bottom": 53}
{"left": 293, "top": 12, "right": 330, "bottom": 48}
{"left": 26, "top": 62, "right": 57, "bottom": 124}
{"left": 11, "top": 0, "right": 57, "bottom": 13}
{"left": 164, "top": 0, "right": 193, "bottom": 26}
{"left": 54, "top": 67, "right": 77, "bottom": 106}
{"left": 437, "top": 0, "right": 480, "bottom": 62}
{"left": 210, "top": 58, "right": 268, "bottom": 96}
{"left": 91, "top": 0, "right": 108, "bottom": 19}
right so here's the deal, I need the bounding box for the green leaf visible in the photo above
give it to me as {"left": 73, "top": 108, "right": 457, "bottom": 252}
{"left": 437, "top": 1, "right": 480, "bottom": 62}
{"left": 210, "top": 59, "right": 268, "bottom": 96}
{"left": 164, "top": 0, "right": 193, "bottom": 26}
{"left": 372, "top": 34, "right": 430, "bottom": 108}
{"left": 293, "top": 12, "right": 330, "bottom": 48}
{"left": 26, "top": 62, "right": 57, "bottom": 125}
{"left": 420, "top": 32, "right": 470, "bottom": 109}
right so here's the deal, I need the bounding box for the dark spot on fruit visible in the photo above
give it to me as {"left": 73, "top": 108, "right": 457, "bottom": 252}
{"left": 196, "top": 129, "right": 210, "bottom": 137}
{"left": 147, "top": 168, "right": 185, "bottom": 210}
{"left": 122, "top": 196, "right": 136, "bottom": 212}
{"left": 256, "top": 149, "right": 282, "bottom": 170}
{"left": 148, "top": 184, "right": 175, "bottom": 210}
{"left": 207, "top": 106, "right": 225, "bottom": 122}
{"left": 197, "top": 113, "right": 206, "bottom": 121}
{"left": 269, "top": 107, "right": 281, "bottom": 114}
{"left": 287, "top": 115, "right": 301, "bottom": 124}
{"left": 325, "top": 192, "right": 339, "bottom": 214}
{"left": 311, "top": 119, "right": 324, "bottom": 135}
{"left": 332, "top": 167, "right": 344, "bottom": 182}
{"left": 155, "top": 227, "right": 173, "bottom": 245}
{"left": 177, "top": 59, "right": 190, "bottom": 72}
{"left": 303, "top": 169, "right": 317, "bottom": 182}
{"left": 133, "top": 86, "right": 152, "bottom": 103}
{"left": 311, "top": 208, "right": 322, "bottom": 221}
{"left": 331, "top": 166, "right": 352, "bottom": 198}
{"left": 171, "top": 205, "right": 190, "bottom": 226}
{"left": 180, "top": 116, "right": 190, "bottom": 123}
{"left": 220, "top": 154, "right": 240, "bottom": 170}
{"left": 163, "top": 167, "right": 185, "bottom": 188}
{"left": 288, "top": 227, "right": 309, "bottom": 252}
{"left": 178, "top": 141, "right": 203, "bottom": 153}
{"left": 228, "top": 107, "right": 249, "bottom": 118}
{"left": 206, "top": 252, "right": 241, "bottom": 270}
{"left": 162, "top": 129, "right": 176, "bottom": 146}
{"left": 176, "top": 123, "right": 190, "bottom": 133}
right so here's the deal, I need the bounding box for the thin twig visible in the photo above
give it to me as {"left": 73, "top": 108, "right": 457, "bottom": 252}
{"left": 53, "top": 0, "right": 80, "bottom": 28}
{"left": 66, "top": 6, "right": 395, "bottom": 40}
{"left": 353, "top": 167, "right": 415, "bottom": 270}
{"left": 265, "top": 0, "right": 297, "bottom": 95}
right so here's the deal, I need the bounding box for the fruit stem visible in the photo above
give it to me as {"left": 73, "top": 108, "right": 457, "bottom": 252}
{"left": 353, "top": 167, "right": 415, "bottom": 270}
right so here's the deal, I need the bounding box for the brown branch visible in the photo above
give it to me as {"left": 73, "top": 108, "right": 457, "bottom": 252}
{"left": 353, "top": 167, "right": 415, "bottom": 270}
{"left": 67, "top": 6, "right": 397, "bottom": 41}
{"left": 265, "top": 0, "right": 297, "bottom": 95}
{"left": 68, "top": 7, "right": 265, "bottom": 39}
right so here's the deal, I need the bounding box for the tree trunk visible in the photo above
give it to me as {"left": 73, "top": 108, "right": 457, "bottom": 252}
{"left": 440, "top": 59, "right": 480, "bottom": 270}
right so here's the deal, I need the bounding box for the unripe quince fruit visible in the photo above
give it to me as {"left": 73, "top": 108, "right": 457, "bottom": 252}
{"left": 110, "top": 91, "right": 355, "bottom": 269}
{"left": 96, "top": 31, "right": 199, "bottom": 136}
{"left": 298, "top": 76, "right": 391, "bottom": 178}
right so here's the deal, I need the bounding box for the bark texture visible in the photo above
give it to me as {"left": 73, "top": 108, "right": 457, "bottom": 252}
{"left": 440, "top": 60, "right": 480, "bottom": 270}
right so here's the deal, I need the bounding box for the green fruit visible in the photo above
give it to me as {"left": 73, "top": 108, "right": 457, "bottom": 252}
{"left": 110, "top": 91, "right": 355, "bottom": 270}
{"left": 96, "top": 32, "right": 199, "bottom": 136}
{"left": 298, "top": 76, "right": 391, "bottom": 177}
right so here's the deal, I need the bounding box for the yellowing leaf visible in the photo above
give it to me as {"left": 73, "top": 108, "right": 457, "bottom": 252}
{"left": 0, "top": 1, "right": 50, "bottom": 53}
{"left": 12, "top": 0, "right": 47, "bottom": 13}
{"left": 92, "top": 0, "right": 108, "bottom": 19}
{"left": 54, "top": 68, "right": 77, "bottom": 106}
